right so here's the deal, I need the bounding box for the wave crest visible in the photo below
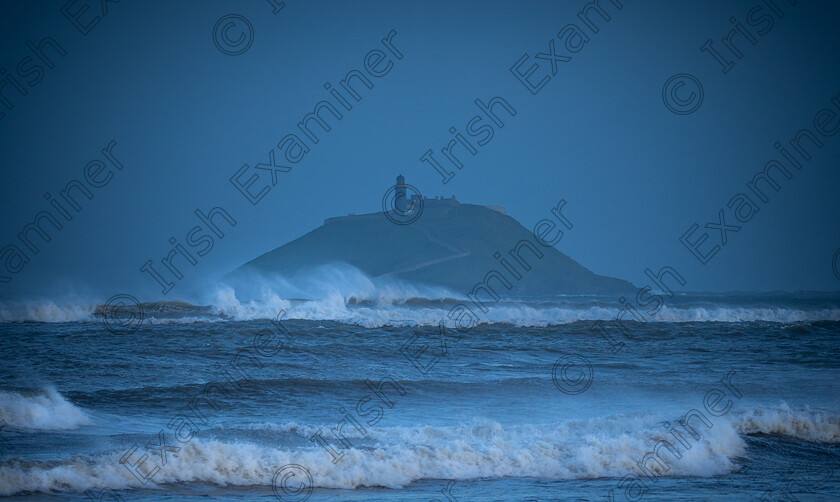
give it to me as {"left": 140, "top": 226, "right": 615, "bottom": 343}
{"left": 0, "top": 388, "right": 92, "bottom": 431}
{"left": 2, "top": 405, "right": 837, "bottom": 495}
{"left": 734, "top": 405, "right": 840, "bottom": 443}
{"left": 0, "top": 420, "right": 744, "bottom": 494}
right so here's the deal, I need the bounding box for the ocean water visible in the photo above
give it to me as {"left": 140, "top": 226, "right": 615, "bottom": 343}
{"left": 0, "top": 292, "right": 838, "bottom": 501}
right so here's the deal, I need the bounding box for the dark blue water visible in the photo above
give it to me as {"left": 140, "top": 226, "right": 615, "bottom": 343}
{"left": 0, "top": 293, "right": 838, "bottom": 501}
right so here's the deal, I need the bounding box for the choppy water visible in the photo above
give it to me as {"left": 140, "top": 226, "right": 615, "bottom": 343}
{"left": 0, "top": 292, "right": 838, "bottom": 501}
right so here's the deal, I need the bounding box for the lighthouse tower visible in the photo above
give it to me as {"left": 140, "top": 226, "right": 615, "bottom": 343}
{"left": 395, "top": 174, "right": 407, "bottom": 212}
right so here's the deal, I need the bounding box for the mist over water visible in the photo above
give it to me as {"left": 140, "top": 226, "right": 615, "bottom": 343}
{"left": 2, "top": 265, "right": 839, "bottom": 327}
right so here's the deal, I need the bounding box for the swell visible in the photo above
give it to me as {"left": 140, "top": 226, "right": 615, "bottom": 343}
{"left": 62, "top": 377, "right": 553, "bottom": 414}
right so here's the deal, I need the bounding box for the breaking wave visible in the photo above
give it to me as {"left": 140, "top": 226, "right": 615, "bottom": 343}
{"left": 0, "top": 300, "right": 95, "bottom": 323}
{"left": 1, "top": 265, "right": 838, "bottom": 325}
{"left": 206, "top": 287, "right": 840, "bottom": 327}
{"left": 733, "top": 404, "right": 840, "bottom": 443}
{"left": 1, "top": 406, "right": 836, "bottom": 495}
{"left": 0, "top": 422, "right": 744, "bottom": 495}
{"left": 0, "top": 388, "right": 92, "bottom": 431}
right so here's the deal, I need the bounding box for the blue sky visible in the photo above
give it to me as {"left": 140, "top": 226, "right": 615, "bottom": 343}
{"left": 1, "top": 0, "right": 839, "bottom": 301}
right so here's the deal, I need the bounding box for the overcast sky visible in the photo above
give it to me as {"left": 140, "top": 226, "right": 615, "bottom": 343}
{"left": 1, "top": 0, "right": 839, "bottom": 302}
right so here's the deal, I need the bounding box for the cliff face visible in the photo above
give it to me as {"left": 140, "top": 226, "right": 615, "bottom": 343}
{"left": 229, "top": 203, "right": 634, "bottom": 296}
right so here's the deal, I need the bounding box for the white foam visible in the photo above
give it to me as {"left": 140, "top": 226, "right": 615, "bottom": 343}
{"left": 0, "top": 388, "right": 92, "bottom": 431}
{"left": 208, "top": 295, "right": 840, "bottom": 327}
{"left": 0, "top": 301, "right": 95, "bottom": 323}
{"left": 0, "top": 416, "right": 745, "bottom": 494}
{"left": 733, "top": 404, "right": 840, "bottom": 443}
{"left": 4, "top": 405, "right": 838, "bottom": 495}
{"left": 1, "top": 265, "right": 838, "bottom": 325}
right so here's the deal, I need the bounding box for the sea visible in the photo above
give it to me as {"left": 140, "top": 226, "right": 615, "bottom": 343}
{"left": 0, "top": 289, "right": 838, "bottom": 501}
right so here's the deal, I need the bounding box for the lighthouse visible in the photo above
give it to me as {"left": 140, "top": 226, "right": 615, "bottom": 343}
{"left": 395, "top": 174, "right": 407, "bottom": 212}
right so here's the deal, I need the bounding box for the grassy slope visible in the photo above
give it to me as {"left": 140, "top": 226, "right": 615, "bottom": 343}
{"left": 231, "top": 203, "right": 634, "bottom": 296}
